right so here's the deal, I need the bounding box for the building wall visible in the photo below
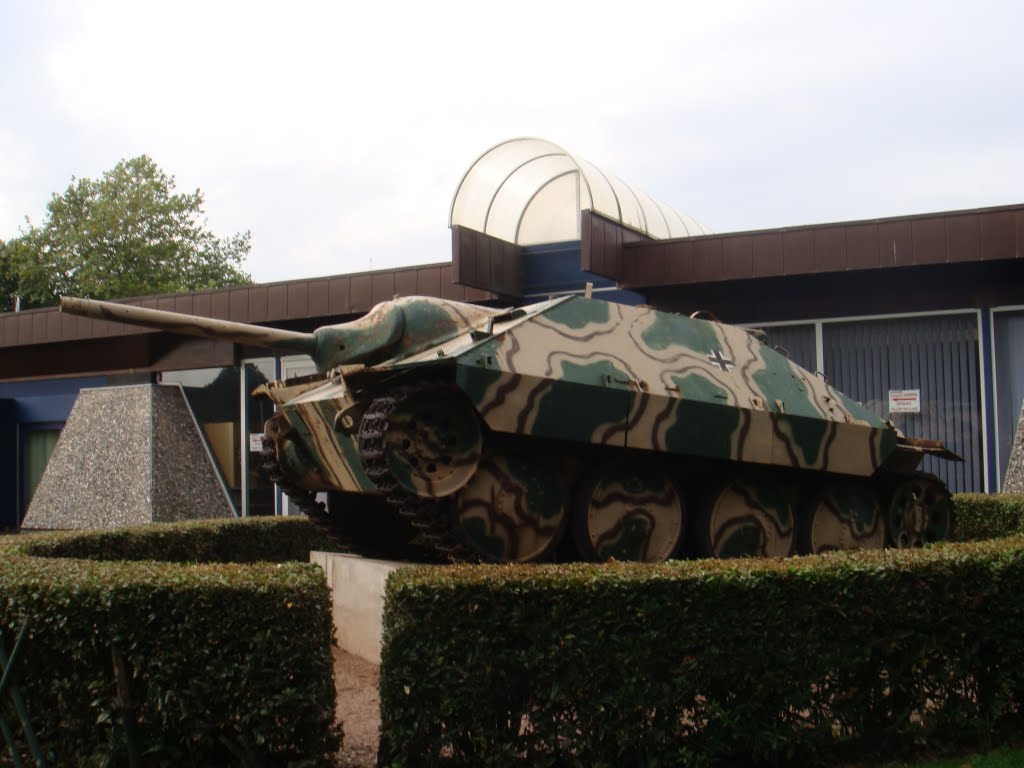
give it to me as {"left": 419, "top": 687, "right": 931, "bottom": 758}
{"left": 0, "top": 399, "right": 15, "bottom": 529}
{"left": 0, "top": 376, "right": 108, "bottom": 525}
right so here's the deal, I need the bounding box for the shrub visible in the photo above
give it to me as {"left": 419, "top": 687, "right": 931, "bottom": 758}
{"left": 0, "top": 518, "right": 340, "bottom": 766}
{"left": 380, "top": 540, "right": 1024, "bottom": 767}
{"left": 22, "top": 514, "right": 341, "bottom": 563}
{"left": 954, "top": 493, "right": 1024, "bottom": 541}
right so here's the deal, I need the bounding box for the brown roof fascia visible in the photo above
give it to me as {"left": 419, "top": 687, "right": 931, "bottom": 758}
{"left": 451, "top": 225, "right": 523, "bottom": 297}
{"left": 0, "top": 263, "right": 495, "bottom": 350}
{"left": 622, "top": 202, "right": 1024, "bottom": 289}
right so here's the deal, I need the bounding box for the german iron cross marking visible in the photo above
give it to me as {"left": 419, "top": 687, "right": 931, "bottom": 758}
{"left": 707, "top": 350, "right": 734, "bottom": 371}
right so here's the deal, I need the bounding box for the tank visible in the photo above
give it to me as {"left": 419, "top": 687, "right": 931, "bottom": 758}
{"left": 60, "top": 294, "right": 961, "bottom": 563}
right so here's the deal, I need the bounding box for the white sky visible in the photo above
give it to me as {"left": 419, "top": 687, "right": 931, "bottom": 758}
{"left": 1, "top": 0, "right": 1022, "bottom": 284}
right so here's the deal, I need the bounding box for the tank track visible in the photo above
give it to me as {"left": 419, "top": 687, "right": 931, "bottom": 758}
{"left": 358, "top": 388, "right": 480, "bottom": 562}
{"left": 257, "top": 437, "right": 353, "bottom": 552}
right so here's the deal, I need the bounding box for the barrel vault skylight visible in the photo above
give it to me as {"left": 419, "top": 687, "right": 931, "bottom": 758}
{"left": 449, "top": 137, "right": 712, "bottom": 246}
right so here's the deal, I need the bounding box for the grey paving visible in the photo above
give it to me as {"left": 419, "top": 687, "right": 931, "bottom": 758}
{"left": 22, "top": 384, "right": 235, "bottom": 529}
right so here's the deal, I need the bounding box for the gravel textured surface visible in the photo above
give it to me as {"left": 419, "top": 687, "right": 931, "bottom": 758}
{"left": 334, "top": 647, "right": 381, "bottom": 768}
{"left": 23, "top": 384, "right": 233, "bottom": 529}
{"left": 1003, "top": 402, "right": 1024, "bottom": 493}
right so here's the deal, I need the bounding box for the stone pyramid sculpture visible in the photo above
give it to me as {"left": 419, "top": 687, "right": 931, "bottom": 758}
{"left": 1004, "top": 401, "right": 1024, "bottom": 494}
{"left": 22, "top": 384, "right": 235, "bottom": 529}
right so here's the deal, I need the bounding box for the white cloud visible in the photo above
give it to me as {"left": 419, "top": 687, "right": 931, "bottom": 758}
{"left": 1, "top": 0, "right": 1021, "bottom": 281}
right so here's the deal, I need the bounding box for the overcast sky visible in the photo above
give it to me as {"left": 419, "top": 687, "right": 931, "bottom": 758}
{"left": 2, "top": 0, "right": 1021, "bottom": 284}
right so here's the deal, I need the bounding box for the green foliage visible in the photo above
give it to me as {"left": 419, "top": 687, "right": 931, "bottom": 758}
{"left": 0, "top": 237, "right": 19, "bottom": 311}
{"left": 888, "top": 745, "right": 1024, "bottom": 767}
{"left": 6, "top": 155, "right": 251, "bottom": 308}
{"left": 23, "top": 515, "right": 343, "bottom": 563}
{"left": 0, "top": 517, "right": 340, "bottom": 765}
{"left": 380, "top": 542, "right": 1024, "bottom": 767}
{"left": 954, "top": 493, "right": 1024, "bottom": 541}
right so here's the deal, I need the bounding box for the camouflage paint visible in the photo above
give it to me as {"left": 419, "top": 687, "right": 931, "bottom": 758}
{"left": 454, "top": 453, "right": 568, "bottom": 562}
{"left": 456, "top": 297, "right": 895, "bottom": 476}
{"left": 703, "top": 476, "right": 795, "bottom": 558}
{"left": 804, "top": 482, "right": 885, "bottom": 554}
{"left": 380, "top": 387, "right": 482, "bottom": 497}
{"left": 887, "top": 474, "right": 954, "bottom": 548}
{"left": 531, "top": 360, "right": 633, "bottom": 447}
{"left": 313, "top": 302, "right": 403, "bottom": 366}
{"left": 574, "top": 462, "right": 684, "bottom": 562}
{"left": 61, "top": 292, "right": 959, "bottom": 564}
{"left": 390, "top": 299, "right": 493, "bottom": 360}
{"left": 543, "top": 295, "right": 611, "bottom": 329}
{"left": 264, "top": 377, "right": 378, "bottom": 493}
{"left": 640, "top": 307, "right": 720, "bottom": 355}
{"left": 662, "top": 375, "right": 741, "bottom": 459}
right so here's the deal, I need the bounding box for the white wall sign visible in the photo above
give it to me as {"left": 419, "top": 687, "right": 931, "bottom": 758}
{"left": 888, "top": 389, "right": 921, "bottom": 414}
{"left": 249, "top": 433, "right": 267, "bottom": 452}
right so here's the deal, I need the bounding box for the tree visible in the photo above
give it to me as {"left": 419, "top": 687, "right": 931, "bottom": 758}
{"left": 0, "top": 238, "right": 18, "bottom": 312}
{"left": 7, "top": 156, "right": 252, "bottom": 308}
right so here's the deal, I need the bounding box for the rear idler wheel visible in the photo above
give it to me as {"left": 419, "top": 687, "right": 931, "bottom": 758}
{"left": 572, "top": 458, "right": 685, "bottom": 563}
{"left": 697, "top": 474, "right": 796, "bottom": 558}
{"left": 451, "top": 448, "right": 569, "bottom": 563}
{"left": 800, "top": 480, "right": 886, "bottom": 555}
{"left": 887, "top": 473, "right": 954, "bottom": 548}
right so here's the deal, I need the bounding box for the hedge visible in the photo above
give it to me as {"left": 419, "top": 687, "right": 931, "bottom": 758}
{"left": 0, "top": 518, "right": 341, "bottom": 766}
{"left": 22, "top": 514, "right": 341, "bottom": 563}
{"left": 379, "top": 540, "right": 1024, "bottom": 767}
{"left": 954, "top": 493, "right": 1024, "bottom": 542}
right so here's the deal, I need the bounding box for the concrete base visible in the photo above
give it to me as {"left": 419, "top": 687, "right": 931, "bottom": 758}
{"left": 310, "top": 552, "right": 408, "bottom": 665}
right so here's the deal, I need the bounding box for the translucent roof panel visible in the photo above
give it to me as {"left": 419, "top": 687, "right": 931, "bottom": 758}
{"left": 450, "top": 137, "right": 712, "bottom": 245}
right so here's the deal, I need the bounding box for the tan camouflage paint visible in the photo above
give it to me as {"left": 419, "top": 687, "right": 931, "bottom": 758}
{"left": 804, "top": 481, "right": 886, "bottom": 554}
{"left": 887, "top": 474, "right": 954, "bottom": 547}
{"left": 453, "top": 452, "right": 568, "bottom": 562}
{"left": 61, "top": 292, "right": 928, "bottom": 507}
{"left": 574, "top": 461, "right": 685, "bottom": 562}
{"left": 379, "top": 387, "right": 482, "bottom": 497}
{"left": 702, "top": 476, "right": 796, "bottom": 558}
{"left": 454, "top": 297, "right": 895, "bottom": 477}
{"left": 257, "top": 374, "right": 376, "bottom": 493}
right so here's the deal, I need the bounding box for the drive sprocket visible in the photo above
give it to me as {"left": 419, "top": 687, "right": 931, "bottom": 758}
{"left": 358, "top": 386, "right": 482, "bottom": 562}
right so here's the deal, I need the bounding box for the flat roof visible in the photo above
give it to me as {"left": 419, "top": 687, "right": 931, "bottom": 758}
{"left": 0, "top": 262, "right": 493, "bottom": 350}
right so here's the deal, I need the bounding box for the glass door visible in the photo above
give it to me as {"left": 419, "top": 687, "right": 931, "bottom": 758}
{"left": 279, "top": 356, "right": 327, "bottom": 516}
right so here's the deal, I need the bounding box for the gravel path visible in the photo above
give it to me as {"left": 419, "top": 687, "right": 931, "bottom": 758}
{"left": 334, "top": 647, "right": 381, "bottom": 768}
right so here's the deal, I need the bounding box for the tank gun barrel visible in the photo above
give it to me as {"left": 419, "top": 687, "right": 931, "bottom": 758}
{"left": 59, "top": 296, "right": 318, "bottom": 356}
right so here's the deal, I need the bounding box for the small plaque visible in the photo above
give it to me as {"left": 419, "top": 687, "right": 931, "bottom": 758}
{"left": 888, "top": 389, "right": 921, "bottom": 414}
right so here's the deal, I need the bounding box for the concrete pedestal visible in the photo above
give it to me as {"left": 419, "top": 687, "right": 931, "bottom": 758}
{"left": 310, "top": 552, "right": 408, "bottom": 664}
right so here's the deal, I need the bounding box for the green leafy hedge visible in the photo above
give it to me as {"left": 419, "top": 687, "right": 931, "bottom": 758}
{"left": 0, "top": 518, "right": 340, "bottom": 766}
{"left": 22, "top": 514, "right": 340, "bottom": 563}
{"left": 380, "top": 540, "right": 1024, "bottom": 767}
{"left": 954, "top": 493, "right": 1024, "bottom": 541}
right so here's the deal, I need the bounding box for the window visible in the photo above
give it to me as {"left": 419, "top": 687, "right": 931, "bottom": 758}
{"left": 22, "top": 426, "right": 62, "bottom": 515}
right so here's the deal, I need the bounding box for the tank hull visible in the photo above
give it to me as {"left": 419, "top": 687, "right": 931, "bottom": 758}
{"left": 265, "top": 296, "right": 902, "bottom": 490}
{"left": 59, "top": 292, "right": 958, "bottom": 563}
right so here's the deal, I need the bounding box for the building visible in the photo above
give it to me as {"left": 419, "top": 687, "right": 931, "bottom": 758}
{"left": 3, "top": 138, "right": 1022, "bottom": 527}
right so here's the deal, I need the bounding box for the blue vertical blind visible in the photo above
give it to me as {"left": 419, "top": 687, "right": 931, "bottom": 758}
{"left": 994, "top": 310, "right": 1024, "bottom": 488}
{"left": 822, "top": 315, "right": 982, "bottom": 493}
{"left": 757, "top": 324, "right": 817, "bottom": 375}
